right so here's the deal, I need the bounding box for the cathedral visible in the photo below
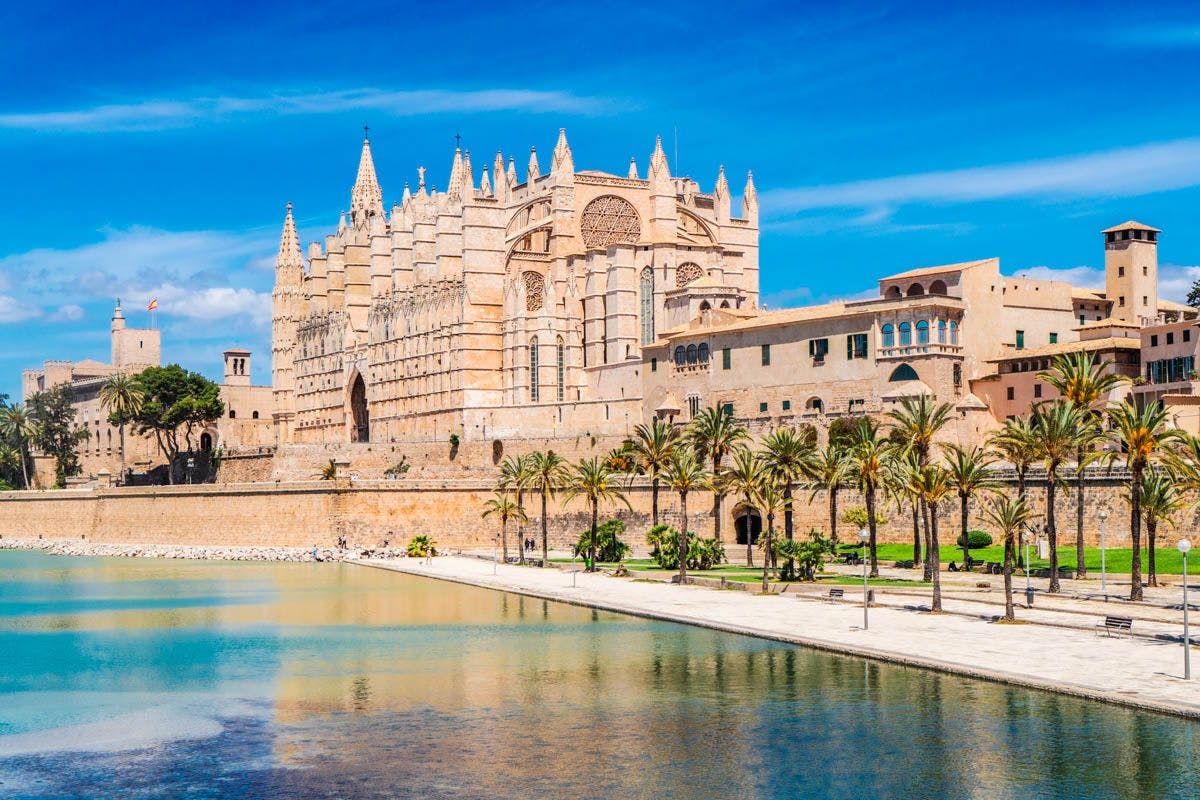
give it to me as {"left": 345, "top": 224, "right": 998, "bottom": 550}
{"left": 271, "top": 130, "right": 760, "bottom": 445}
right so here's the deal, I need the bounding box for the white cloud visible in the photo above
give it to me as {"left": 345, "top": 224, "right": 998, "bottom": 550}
{"left": 0, "top": 88, "right": 618, "bottom": 133}
{"left": 0, "top": 295, "right": 40, "bottom": 324}
{"left": 45, "top": 304, "right": 85, "bottom": 323}
{"left": 763, "top": 139, "right": 1200, "bottom": 214}
{"left": 136, "top": 285, "right": 271, "bottom": 325}
{"left": 1009, "top": 263, "right": 1200, "bottom": 304}
{"left": 763, "top": 205, "right": 974, "bottom": 236}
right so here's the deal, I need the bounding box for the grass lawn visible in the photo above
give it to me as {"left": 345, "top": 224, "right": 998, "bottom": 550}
{"left": 551, "top": 557, "right": 929, "bottom": 587}
{"left": 858, "top": 543, "right": 1190, "bottom": 575}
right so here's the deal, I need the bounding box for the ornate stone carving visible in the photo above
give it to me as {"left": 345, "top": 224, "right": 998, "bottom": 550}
{"left": 523, "top": 271, "right": 546, "bottom": 312}
{"left": 580, "top": 195, "right": 641, "bottom": 248}
{"left": 676, "top": 262, "right": 704, "bottom": 287}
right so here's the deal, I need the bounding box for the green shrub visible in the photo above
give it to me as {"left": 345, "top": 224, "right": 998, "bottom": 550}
{"left": 956, "top": 530, "right": 993, "bottom": 550}
{"left": 775, "top": 529, "right": 835, "bottom": 581}
{"left": 841, "top": 506, "right": 888, "bottom": 529}
{"left": 573, "top": 519, "right": 630, "bottom": 563}
{"left": 407, "top": 534, "right": 437, "bottom": 557}
{"left": 647, "top": 523, "right": 724, "bottom": 570}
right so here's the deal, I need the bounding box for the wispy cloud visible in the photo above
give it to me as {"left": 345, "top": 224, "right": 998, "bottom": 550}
{"left": 763, "top": 205, "right": 975, "bottom": 236}
{"left": 763, "top": 138, "right": 1200, "bottom": 215}
{"left": 0, "top": 88, "right": 621, "bottom": 133}
{"left": 0, "top": 295, "right": 41, "bottom": 325}
{"left": 1012, "top": 263, "right": 1200, "bottom": 304}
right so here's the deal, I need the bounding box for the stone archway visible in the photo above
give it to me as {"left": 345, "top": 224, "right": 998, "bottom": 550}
{"left": 734, "top": 506, "right": 762, "bottom": 546}
{"left": 350, "top": 373, "right": 369, "bottom": 443}
{"left": 199, "top": 432, "right": 213, "bottom": 452}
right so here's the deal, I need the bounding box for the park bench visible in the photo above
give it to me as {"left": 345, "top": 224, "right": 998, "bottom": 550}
{"left": 1096, "top": 615, "right": 1134, "bottom": 638}
{"left": 826, "top": 588, "right": 845, "bottom": 602}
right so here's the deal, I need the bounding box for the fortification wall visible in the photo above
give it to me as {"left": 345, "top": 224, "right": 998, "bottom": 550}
{"left": 0, "top": 470, "right": 1182, "bottom": 555}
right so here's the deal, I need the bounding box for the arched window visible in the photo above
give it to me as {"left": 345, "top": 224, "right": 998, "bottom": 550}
{"left": 640, "top": 268, "right": 655, "bottom": 344}
{"left": 699, "top": 300, "right": 712, "bottom": 311}
{"left": 530, "top": 336, "right": 539, "bottom": 402}
{"left": 556, "top": 336, "right": 565, "bottom": 402}
{"left": 949, "top": 321, "right": 959, "bottom": 345}
{"left": 907, "top": 283, "right": 925, "bottom": 297}
{"left": 953, "top": 364, "right": 962, "bottom": 387}
{"left": 229, "top": 409, "right": 237, "bottom": 419}
{"left": 252, "top": 411, "right": 260, "bottom": 419}
{"left": 674, "top": 345, "right": 686, "bottom": 365}
{"left": 881, "top": 324, "right": 895, "bottom": 347}
{"left": 697, "top": 343, "right": 710, "bottom": 362}
{"left": 929, "top": 280, "right": 948, "bottom": 295}
{"left": 885, "top": 286, "right": 902, "bottom": 299}
{"left": 899, "top": 322, "right": 912, "bottom": 346}
{"left": 686, "top": 344, "right": 698, "bottom": 364}
{"left": 938, "top": 320, "right": 947, "bottom": 344}
{"left": 889, "top": 364, "right": 919, "bottom": 382}
{"left": 916, "top": 320, "right": 930, "bottom": 345}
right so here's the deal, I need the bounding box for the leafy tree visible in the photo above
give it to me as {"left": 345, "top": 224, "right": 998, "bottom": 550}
{"left": 752, "top": 476, "right": 786, "bottom": 591}
{"left": 0, "top": 443, "right": 21, "bottom": 490}
{"left": 623, "top": 419, "right": 680, "bottom": 529}
{"left": 988, "top": 415, "right": 1040, "bottom": 554}
{"left": 721, "top": 447, "right": 765, "bottom": 567}
{"left": 498, "top": 454, "right": 534, "bottom": 565}
{"left": 979, "top": 495, "right": 1032, "bottom": 621}
{"left": 1038, "top": 351, "right": 1128, "bottom": 579}
{"left": 1, "top": 402, "right": 35, "bottom": 489}
{"left": 129, "top": 365, "right": 224, "bottom": 484}
{"left": 942, "top": 444, "right": 1002, "bottom": 567}
{"left": 527, "top": 450, "right": 568, "bottom": 566}
{"left": 572, "top": 519, "right": 630, "bottom": 563}
{"left": 661, "top": 447, "right": 713, "bottom": 584}
{"left": 887, "top": 395, "right": 953, "bottom": 583}
{"left": 28, "top": 387, "right": 89, "bottom": 487}
{"left": 847, "top": 419, "right": 890, "bottom": 577}
{"left": 1188, "top": 278, "right": 1200, "bottom": 309}
{"left": 1133, "top": 468, "right": 1183, "bottom": 588}
{"left": 1031, "top": 401, "right": 1085, "bottom": 592}
{"left": 805, "top": 443, "right": 850, "bottom": 545}
{"left": 407, "top": 534, "right": 437, "bottom": 558}
{"left": 759, "top": 427, "right": 815, "bottom": 579}
{"left": 686, "top": 406, "right": 748, "bottom": 545}
{"left": 646, "top": 523, "right": 724, "bottom": 571}
{"left": 912, "top": 464, "right": 953, "bottom": 612}
{"left": 563, "top": 457, "right": 630, "bottom": 572}
{"left": 99, "top": 372, "right": 146, "bottom": 483}
{"left": 482, "top": 490, "right": 525, "bottom": 564}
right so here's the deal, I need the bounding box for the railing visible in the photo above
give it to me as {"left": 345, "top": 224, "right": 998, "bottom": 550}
{"left": 672, "top": 361, "right": 711, "bottom": 373}
{"left": 877, "top": 343, "right": 962, "bottom": 358}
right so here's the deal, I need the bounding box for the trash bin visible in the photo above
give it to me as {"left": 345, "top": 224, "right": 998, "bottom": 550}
{"left": 1026, "top": 587, "right": 1035, "bottom": 607}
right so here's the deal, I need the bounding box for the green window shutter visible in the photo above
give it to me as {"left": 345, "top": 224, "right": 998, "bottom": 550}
{"left": 722, "top": 348, "right": 731, "bottom": 370}
{"left": 651, "top": 357, "right": 657, "bottom": 372}
{"left": 847, "top": 336, "right": 853, "bottom": 359}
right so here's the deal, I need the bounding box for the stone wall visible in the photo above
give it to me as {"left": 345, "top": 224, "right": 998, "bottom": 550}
{"left": 0, "top": 468, "right": 1186, "bottom": 554}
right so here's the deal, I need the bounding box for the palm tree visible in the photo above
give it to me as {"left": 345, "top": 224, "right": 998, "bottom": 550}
{"left": 847, "top": 419, "right": 890, "bottom": 578}
{"left": 687, "top": 406, "right": 748, "bottom": 545}
{"left": 753, "top": 477, "right": 786, "bottom": 592}
{"left": 1, "top": 403, "right": 34, "bottom": 489}
{"left": 98, "top": 372, "right": 145, "bottom": 483}
{"left": 805, "top": 442, "right": 850, "bottom": 545}
{"left": 624, "top": 419, "right": 679, "bottom": 529}
{"left": 988, "top": 416, "right": 1040, "bottom": 553}
{"left": 1135, "top": 469, "right": 1184, "bottom": 588}
{"left": 661, "top": 447, "right": 713, "bottom": 584}
{"left": 890, "top": 452, "right": 932, "bottom": 579}
{"left": 1031, "top": 401, "right": 1084, "bottom": 593}
{"left": 563, "top": 457, "right": 630, "bottom": 572}
{"left": 942, "top": 443, "right": 1001, "bottom": 567}
{"left": 886, "top": 394, "right": 954, "bottom": 578}
{"left": 482, "top": 491, "right": 525, "bottom": 565}
{"left": 760, "top": 427, "right": 814, "bottom": 577}
{"left": 498, "top": 454, "right": 534, "bottom": 565}
{"left": 527, "top": 450, "right": 568, "bottom": 566}
{"left": 722, "top": 447, "right": 765, "bottom": 567}
{"left": 913, "top": 463, "right": 953, "bottom": 612}
{"left": 1106, "top": 400, "right": 1187, "bottom": 601}
{"left": 0, "top": 443, "right": 20, "bottom": 487}
{"left": 1039, "top": 351, "right": 1127, "bottom": 579}
{"left": 979, "top": 495, "right": 1032, "bottom": 621}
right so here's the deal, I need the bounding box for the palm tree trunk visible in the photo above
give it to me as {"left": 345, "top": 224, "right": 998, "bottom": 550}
{"left": 1003, "top": 531, "right": 1015, "bottom": 621}
{"left": 930, "top": 501, "right": 943, "bottom": 612}
{"left": 501, "top": 517, "right": 509, "bottom": 563}
{"left": 19, "top": 441, "right": 29, "bottom": 490}
{"left": 762, "top": 514, "right": 774, "bottom": 592}
{"left": 912, "top": 502, "right": 922, "bottom": 566}
{"left": 119, "top": 422, "right": 127, "bottom": 484}
{"left": 713, "top": 490, "right": 723, "bottom": 543}
{"left": 922, "top": 501, "right": 933, "bottom": 583}
{"left": 1147, "top": 515, "right": 1158, "bottom": 587}
{"left": 588, "top": 499, "right": 598, "bottom": 572}
{"left": 678, "top": 492, "right": 689, "bottom": 584}
{"left": 829, "top": 486, "right": 838, "bottom": 545}
{"left": 1016, "top": 473, "right": 1026, "bottom": 553}
{"left": 1047, "top": 473, "right": 1060, "bottom": 594}
{"left": 1130, "top": 468, "right": 1143, "bottom": 602}
{"left": 745, "top": 514, "right": 754, "bottom": 568}
{"left": 866, "top": 483, "right": 879, "bottom": 578}
{"left": 1075, "top": 447, "right": 1086, "bottom": 579}
{"left": 651, "top": 476, "right": 659, "bottom": 528}
{"left": 541, "top": 489, "right": 549, "bottom": 566}
{"left": 960, "top": 493, "right": 970, "bottom": 566}
{"left": 783, "top": 485, "right": 795, "bottom": 580}
{"left": 517, "top": 491, "right": 526, "bottom": 566}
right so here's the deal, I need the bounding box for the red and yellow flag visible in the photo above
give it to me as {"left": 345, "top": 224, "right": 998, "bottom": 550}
{"left": 147, "top": 298, "right": 158, "bottom": 311}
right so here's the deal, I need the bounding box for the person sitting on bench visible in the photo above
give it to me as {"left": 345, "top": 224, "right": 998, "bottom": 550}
{"left": 948, "top": 561, "right": 960, "bottom": 572}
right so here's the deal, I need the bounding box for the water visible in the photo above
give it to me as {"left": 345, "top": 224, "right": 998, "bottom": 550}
{"left": 0, "top": 551, "right": 1196, "bottom": 800}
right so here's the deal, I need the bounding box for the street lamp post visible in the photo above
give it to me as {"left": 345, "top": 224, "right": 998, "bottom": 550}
{"left": 859, "top": 527, "right": 869, "bottom": 631}
{"left": 1098, "top": 508, "right": 1109, "bottom": 595}
{"left": 1180, "top": 538, "right": 1192, "bottom": 680}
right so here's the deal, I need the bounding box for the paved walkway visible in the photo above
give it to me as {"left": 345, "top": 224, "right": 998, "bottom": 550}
{"left": 355, "top": 555, "right": 1200, "bottom": 719}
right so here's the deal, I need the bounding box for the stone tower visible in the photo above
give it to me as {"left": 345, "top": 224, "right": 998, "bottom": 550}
{"left": 110, "top": 301, "right": 161, "bottom": 370}
{"left": 271, "top": 203, "right": 304, "bottom": 444}
{"left": 1103, "top": 220, "right": 1159, "bottom": 325}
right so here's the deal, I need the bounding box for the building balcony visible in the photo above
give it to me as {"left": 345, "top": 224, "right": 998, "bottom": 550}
{"left": 877, "top": 343, "right": 963, "bottom": 359}
{"left": 672, "top": 361, "right": 712, "bottom": 374}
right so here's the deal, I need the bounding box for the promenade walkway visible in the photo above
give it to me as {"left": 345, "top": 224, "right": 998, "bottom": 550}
{"left": 356, "top": 554, "right": 1200, "bottom": 719}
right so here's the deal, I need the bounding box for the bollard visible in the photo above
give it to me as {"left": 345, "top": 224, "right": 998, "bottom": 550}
{"left": 1026, "top": 587, "right": 1035, "bottom": 607}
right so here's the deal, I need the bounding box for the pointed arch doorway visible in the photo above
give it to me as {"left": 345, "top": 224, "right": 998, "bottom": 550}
{"left": 350, "top": 373, "right": 369, "bottom": 443}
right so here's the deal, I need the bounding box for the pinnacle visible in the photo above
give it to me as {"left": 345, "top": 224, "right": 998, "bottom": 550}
{"left": 277, "top": 202, "right": 303, "bottom": 269}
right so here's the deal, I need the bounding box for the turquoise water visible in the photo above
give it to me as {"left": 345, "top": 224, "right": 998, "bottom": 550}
{"left": 0, "top": 550, "right": 1196, "bottom": 799}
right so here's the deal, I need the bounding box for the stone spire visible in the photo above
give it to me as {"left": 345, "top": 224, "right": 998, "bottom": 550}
{"left": 480, "top": 161, "right": 492, "bottom": 196}
{"left": 401, "top": 181, "right": 412, "bottom": 206}
{"left": 507, "top": 157, "right": 518, "bottom": 189}
{"left": 462, "top": 150, "right": 475, "bottom": 197}
{"left": 338, "top": 211, "right": 347, "bottom": 234}
{"left": 713, "top": 166, "right": 730, "bottom": 223}
{"left": 527, "top": 147, "right": 540, "bottom": 182}
{"left": 277, "top": 202, "right": 303, "bottom": 269}
{"left": 742, "top": 170, "right": 758, "bottom": 224}
{"left": 351, "top": 134, "right": 385, "bottom": 224}
{"left": 649, "top": 135, "right": 671, "bottom": 183}
{"left": 551, "top": 128, "right": 574, "bottom": 175}
{"left": 628, "top": 157, "right": 639, "bottom": 180}
{"left": 493, "top": 152, "right": 506, "bottom": 202}
{"left": 447, "top": 147, "right": 464, "bottom": 199}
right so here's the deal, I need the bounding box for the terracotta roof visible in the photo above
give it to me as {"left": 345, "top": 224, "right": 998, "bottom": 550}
{"left": 879, "top": 258, "right": 995, "bottom": 283}
{"left": 987, "top": 336, "right": 1140, "bottom": 363}
{"left": 654, "top": 394, "right": 682, "bottom": 414}
{"left": 1074, "top": 317, "right": 1141, "bottom": 331}
{"left": 956, "top": 393, "right": 989, "bottom": 411}
{"left": 1101, "top": 220, "right": 1161, "bottom": 234}
{"left": 881, "top": 380, "right": 933, "bottom": 400}
{"left": 1071, "top": 288, "right": 1108, "bottom": 301}
{"left": 1158, "top": 298, "right": 1195, "bottom": 313}
{"left": 653, "top": 302, "right": 854, "bottom": 342}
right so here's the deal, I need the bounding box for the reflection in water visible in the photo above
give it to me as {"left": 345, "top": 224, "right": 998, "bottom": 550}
{"left": 0, "top": 550, "right": 1196, "bottom": 799}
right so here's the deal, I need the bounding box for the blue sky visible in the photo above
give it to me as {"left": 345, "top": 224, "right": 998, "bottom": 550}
{"left": 4, "top": 0, "right": 1200, "bottom": 400}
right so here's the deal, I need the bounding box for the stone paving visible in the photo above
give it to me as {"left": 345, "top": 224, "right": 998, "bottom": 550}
{"left": 357, "top": 554, "right": 1200, "bottom": 719}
